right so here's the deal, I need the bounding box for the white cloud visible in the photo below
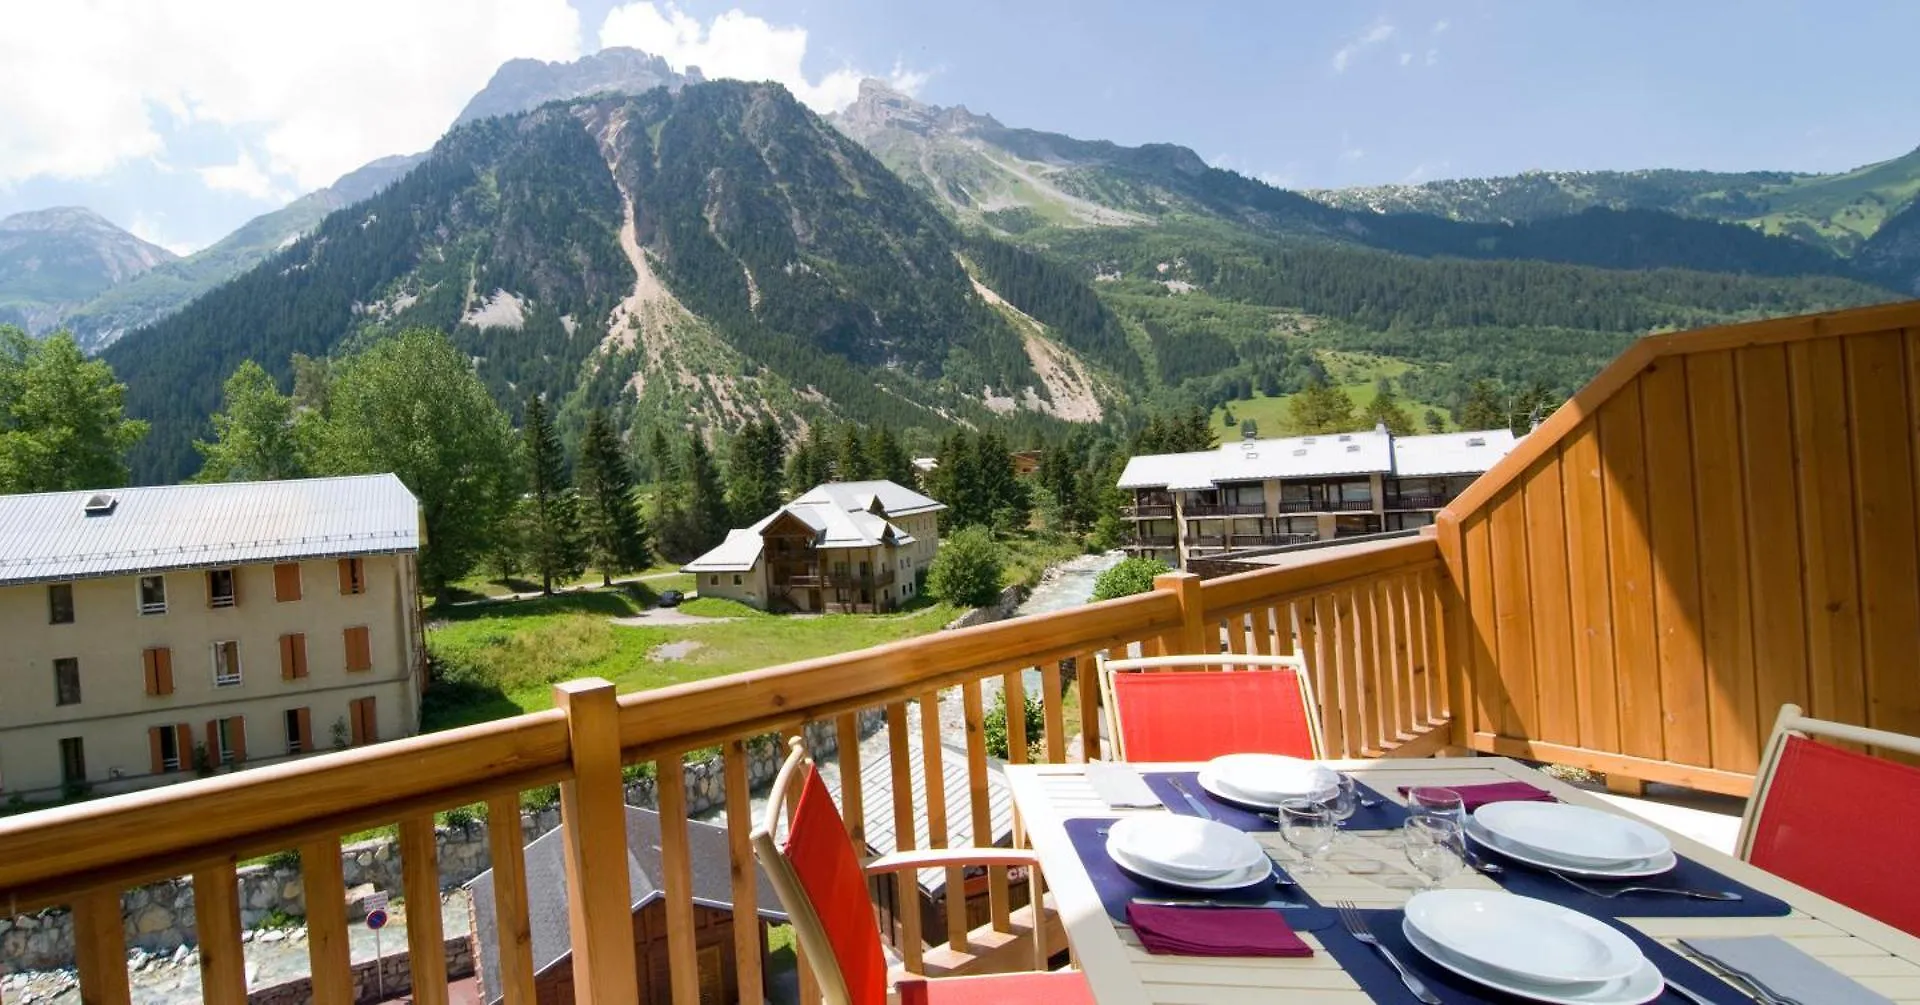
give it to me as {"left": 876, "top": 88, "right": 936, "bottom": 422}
{"left": 600, "top": 3, "right": 925, "bottom": 112}
{"left": 1401, "top": 160, "right": 1451, "bottom": 184}
{"left": 1338, "top": 132, "right": 1366, "bottom": 162}
{"left": 0, "top": 1, "right": 583, "bottom": 192}
{"left": 197, "top": 150, "right": 287, "bottom": 203}
{"left": 1426, "top": 48, "right": 1441, "bottom": 66}
{"left": 127, "top": 212, "right": 200, "bottom": 257}
{"left": 1433, "top": 19, "right": 1451, "bottom": 34}
{"left": 1332, "top": 19, "right": 1396, "bottom": 73}
{"left": 1399, "top": 52, "right": 1413, "bottom": 66}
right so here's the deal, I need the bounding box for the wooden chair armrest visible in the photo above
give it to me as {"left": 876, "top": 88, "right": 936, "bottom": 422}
{"left": 864, "top": 847, "right": 1041, "bottom": 875}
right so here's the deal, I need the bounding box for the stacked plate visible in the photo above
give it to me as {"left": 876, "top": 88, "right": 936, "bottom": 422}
{"left": 1104, "top": 815, "right": 1271, "bottom": 890}
{"left": 1467, "top": 802, "right": 1677, "bottom": 878}
{"left": 1197, "top": 753, "right": 1339, "bottom": 809}
{"left": 1401, "top": 890, "right": 1665, "bottom": 1004}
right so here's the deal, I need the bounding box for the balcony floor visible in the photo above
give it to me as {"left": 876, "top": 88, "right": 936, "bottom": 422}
{"left": 1565, "top": 780, "right": 1745, "bottom": 855}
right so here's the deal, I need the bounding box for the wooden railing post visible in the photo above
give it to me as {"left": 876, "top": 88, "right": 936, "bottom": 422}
{"left": 554, "top": 678, "right": 640, "bottom": 1004}
{"left": 191, "top": 863, "right": 246, "bottom": 1001}
{"left": 301, "top": 838, "right": 353, "bottom": 1005}
{"left": 1154, "top": 572, "right": 1209, "bottom": 655}
{"left": 73, "top": 886, "right": 129, "bottom": 1004}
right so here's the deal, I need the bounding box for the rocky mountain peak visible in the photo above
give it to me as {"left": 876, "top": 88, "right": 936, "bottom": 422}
{"left": 454, "top": 47, "right": 701, "bottom": 128}
{"left": 832, "top": 78, "right": 999, "bottom": 142}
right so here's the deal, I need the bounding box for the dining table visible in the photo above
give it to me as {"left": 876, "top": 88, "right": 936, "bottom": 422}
{"left": 1005, "top": 756, "right": 1920, "bottom": 1004}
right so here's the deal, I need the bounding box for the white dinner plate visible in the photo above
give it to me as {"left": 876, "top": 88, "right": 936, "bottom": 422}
{"left": 1402, "top": 918, "right": 1665, "bottom": 1005}
{"left": 1466, "top": 819, "right": 1679, "bottom": 879}
{"left": 1200, "top": 753, "right": 1338, "bottom": 808}
{"left": 1475, "top": 802, "right": 1672, "bottom": 868}
{"left": 1403, "top": 890, "right": 1644, "bottom": 986}
{"left": 1105, "top": 837, "right": 1282, "bottom": 891}
{"left": 1104, "top": 814, "right": 1267, "bottom": 881}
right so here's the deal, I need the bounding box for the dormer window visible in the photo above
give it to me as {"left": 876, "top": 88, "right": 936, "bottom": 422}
{"left": 82, "top": 493, "right": 116, "bottom": 516}
{"left": 1466, "top": 436, "right": 1487, "bottom": 447}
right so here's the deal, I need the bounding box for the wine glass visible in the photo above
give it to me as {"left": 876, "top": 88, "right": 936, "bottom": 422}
{"left": 1279, "top": 798, "right": 1335, "bottom": 874}
{"left": 1403, "top": 816, "right": 1465, "bottom": 891}
{"left": 1406, "top": 785, "right": 1466, "bottom": 828}
{"left": 1320, "top": 775, "right": 1359, "bottom": 838}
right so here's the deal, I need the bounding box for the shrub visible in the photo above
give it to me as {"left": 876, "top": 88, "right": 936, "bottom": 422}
{"left": 926, "top": 526, "right": 1005, "bottom": 607}
{"left": 1090, "top": 557, "right": 1171, "bottom": 602}
{"left": 983, "top": 688, "right": 1046, "bottom": 760}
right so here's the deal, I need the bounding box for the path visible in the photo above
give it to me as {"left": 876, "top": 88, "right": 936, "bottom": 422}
{"left": 609, "top": 607, "right": 736, "bottom": 627}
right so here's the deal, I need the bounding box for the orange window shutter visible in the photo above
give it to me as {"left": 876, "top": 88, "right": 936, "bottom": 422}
{"left": 157, "top": 648, "right": 172, "bottom": 695}
{"left": 142, "top": 649, "right": 158, "bottom": 695}
{"left": 274, "top": 563, "right": 302, "bottom": 602}
{"left": 349, "top": 701, "right": 366, "bottom": 745}
{"left": 345, "top": 626, "right": 372, "bottom": 671}
{"left": 206, "top": 720, "right": 219, "bottom": 761}
{"left": 149, "top": 727, "right": 165, "bottom": 775}
{"left": 176, "top": 723, "right": 192, "bottom": 765}
{"left": 362, "top": 697, "right": 376, "bottom": 743}
{"left": 296, "top": 707, "right": 313, "bottom": 751}
{"left": 231, "top": 717, "right": 247, "bottom": 763}
{"left": 294, "top": 634, "right": 307, "bottom": 678}
{"left": 279, "top": 635, "right": 294, "bottom": 680}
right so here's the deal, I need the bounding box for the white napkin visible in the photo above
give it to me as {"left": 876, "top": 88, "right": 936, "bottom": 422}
{"left": 1086, "top": 761, "right": 1160, "bottom": 809}
{"left": 1681, "top": 935, "right": 1895, "bottom": 1005}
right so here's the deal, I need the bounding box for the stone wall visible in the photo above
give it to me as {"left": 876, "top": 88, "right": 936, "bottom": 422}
{"left": 0, "top": 713, "right": 878, "bottom": 975}
{"left": 943, "top": 584, "right": 1027, "bottom": 630}
{"left": 245, "top": 935, "right": 472, "bottom": 1005}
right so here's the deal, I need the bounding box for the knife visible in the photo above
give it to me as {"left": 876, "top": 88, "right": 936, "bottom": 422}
{"left": 1168, "top": 777, "right": 1217, "bottom": 821}
{"left": 1131, "top": 897, "right": 1308, "bottom": 909}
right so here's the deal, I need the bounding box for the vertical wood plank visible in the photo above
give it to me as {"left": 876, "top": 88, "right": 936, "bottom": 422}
{"left": 1523, "top": 453, "right": 1578, "bottom": 746}
{"left": 1687, "top": 350, "right": 1761, "bottom": 773}
{"left": 1421, "top": 567, "right": 1450, "bottom": 721}
{"left": 1489, "top": 485, "right": 1537, "bottom": 745}
{"left": 656, "top": 754, "right": 701, "bottom": 1005}
{"left": 1848, "top": 331, "right": 1920, "bottom": 743}
{"left": 552, "top": 678, "right": 640, "bottom": 1004}
{"left": 1788, "top": 339, "right": 1866, "bottom": 728}
{"left": 483, "top": 795, "right": 538, "bottom": 1005}
{"left": 73, "top": 887, "right": 129, "bottom": 1005}
{"left": 961, "top": 679, "right": 1009, "bottom": 933}
{"left": 1330, "top": 590, "right": 1364, "bottom": 753}
{"left": 192, "top": 863, "right": 246, "bottom": 1003}
{"left": 1359, "top": 586, "right": 1389, "bottom": 752}
{"left": 1250, "top": 606, "right": 1276, "bottom": 657}
{"left": 1462, "top": 517, "right": 1500, "bottom": 739}
{"left": 1077, "top": 649, "right": 1102, "bottom": 762}
{"left": 1296, "top": 598, "right": 1338, "bottom": 757}
{"left": 1598, "top": 382, "right": 1663, "bottom": 761}
{"left": 836, "top": 713, "right": 864, "bottom": 847}
{"left": 399, "top": 815, "right": 449, "bottom": 1005}
{"left": 1641, "top": 357, "right": 1711, "bottom": 769}
{"left": 301, "top": 837, "right": 353, "bottom": 1005}
{"left": 1737, "top": 345, "right": 1811, "bottom": 748}
{"left": 1377, "top": 578, "right": 1408, "bottom": 740}
{"left": 916, "top": 693, "right": 960, "bottom": 957}
{"left": 1040, "top": 661, "right": 1066, "bottom": 764}
{"left": 1004, "top": 669, "right": 1029, "bottom": 764}
{"left": 888, "top": 702, "right": 925, "bottom": 969}
{"left": 723, "top": 744, "right": 763, "bottom": 1005}
{"left": 1398, "top": 575, "right": 1426, "bottom": 730}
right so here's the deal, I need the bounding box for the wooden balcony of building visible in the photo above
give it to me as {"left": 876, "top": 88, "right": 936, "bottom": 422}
{"left": 6, "top": 300, "right": 1920, "bottom": 1005}
{"left": 1124, "top": 503, "right": 1175, "bottom": 519}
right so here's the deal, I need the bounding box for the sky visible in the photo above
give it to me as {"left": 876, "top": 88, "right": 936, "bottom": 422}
{"left": 5, "top": 1, "right": 1920, "bottom": 255}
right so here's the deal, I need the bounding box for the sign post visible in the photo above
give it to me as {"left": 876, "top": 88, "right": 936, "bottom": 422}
{"left": 364, "top": 891, "right": 391, "bottom": 1000}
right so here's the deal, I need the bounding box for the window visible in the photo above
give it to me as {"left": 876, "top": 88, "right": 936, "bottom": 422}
{"left": 53, "top": 658, "right": 80, "bottom": 706}
{"left": 338, "top": 557, "right": 366, "bottom": 595}
{"left": 732, "top": 574, "right": 742, "bottom": 586}
{"left": 273, "top": 563, "right": 302, "bottom": 602}
{"left": 59, "top": 738, "right": 85, "bottom": 785}
{"left": 48, "top": 584, "right": 74, "bottom": 624}
{"left": 343, "top": 626, "right": 372, "bottom": 672}
{"left": 285, "top": 708, "right": 312, "bottom": 755}
{"left": 279, "top": 633, "right": 308, "bottom": 680}
{"left": 206, "top": 568, "right": 237, "bottom": 608}
{"left": 149, "top": 724, "right": 188, "bottom": 773}
{"left": 708, "top": 575, "right": 718, "bottom": 586}
{"left": 349, "top": 696, "right": 378, "bottom": 745}
{"left": 210, "top": 716, "right": 246, "bottom": 765}
{"left": 142, "top": 647, "right": 174, "bottom": 696}
{"left": 138, "top": 575, "right": 167, "bottom": 615}
{"left": 212, "top": 640, "right": 242, "bottom": 687}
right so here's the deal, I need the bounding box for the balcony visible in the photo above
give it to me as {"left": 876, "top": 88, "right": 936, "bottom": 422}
{"left": 1128, "top": 534, "right": 1176, "bottom": 548}
{"left": 1330, "top": 497, "right": 1376, "bottom": 512}
{"left": 1386, "top": 492, "right": 1444, "bottom": 510}
{"left": 1227, "top": 533, "right": 1316, "bottom": 549}
{"left": 777, "top": 568, "right": 897, "bottom": 590}
{"left": 1125, "top": 503, "right": 1174, "bottom": 519}
{"left": 8, "top": 301, "right": 1920, "bottom": 1005}
{"left": 1184, "top": 501, "right": 1265, "bottom": 517}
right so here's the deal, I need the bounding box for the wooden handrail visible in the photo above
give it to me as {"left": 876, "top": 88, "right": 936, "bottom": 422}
{"left": 1198, "top": 534, "right": 1441, "bottom": 615}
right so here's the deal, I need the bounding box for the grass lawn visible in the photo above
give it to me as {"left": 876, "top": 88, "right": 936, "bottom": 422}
{"left": 446, "top": 561, "right": 688, "bottom": 601}
{"left": 1001, "top": 530, "right": 1087, "bottom": 590}
{"left": 423, "top": 584, "right": 958, "bottom": 730}
{"left": 1212, "top": 349, "right": 1456, "bottom": 437}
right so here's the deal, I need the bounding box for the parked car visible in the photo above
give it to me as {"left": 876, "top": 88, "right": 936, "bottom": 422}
{"left": 657, "top": 589, "right": 685, "bottom": 607}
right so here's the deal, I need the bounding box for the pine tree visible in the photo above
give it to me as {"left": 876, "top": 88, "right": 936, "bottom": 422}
{"left": 786, "top": 422, "right": 832, "bottom": 494}
{"left": 863, "top": 425, "right": 912, "bottom": 485}
{"left": 1288, "top": 379, "right": 1359, "bottom": 435}
{"left": 683, "top": 435, "right": 730, "bottom": 552}
{"left": 523, "top": 396, "right": 586, "bottom": 594}
{"left": 727, "top": 419, "right": 786, "bottom": 524}
{"left": 1423, "top": 409, "right": 1447, "bottom": 434}
{"left": 835, "top": 423, "right": 872, "bottom": 481}
{"left": 577, "top": 408, "right": 650, "bottom": 586}
{"left": 1362, "top": 381, "right": 1416, "bottom": 435}
{"left": 1459, "top": 380, "right": 1507, "bottom": 431}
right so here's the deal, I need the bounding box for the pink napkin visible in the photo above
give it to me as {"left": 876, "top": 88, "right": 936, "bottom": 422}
{"left": 1124, "top": 903, "right": 1314, "bottom": 957}
{"left": 1401, "top": 781, "right": 1556, "bottom": 811}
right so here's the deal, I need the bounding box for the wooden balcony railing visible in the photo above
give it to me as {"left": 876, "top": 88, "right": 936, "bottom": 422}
{"left": 0, "top": 539, "right": 1452, "bottom": 1004}
{"left": 1124, "top": 504, "right": 1174, "bottom": 519}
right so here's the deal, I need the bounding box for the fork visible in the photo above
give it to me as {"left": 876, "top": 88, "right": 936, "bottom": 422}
{"left": 1334, "top": 900, "right": 1441, "bottom": 1004}
{"left": 1545, "top": 870, "right": 1743, "bottom": 901}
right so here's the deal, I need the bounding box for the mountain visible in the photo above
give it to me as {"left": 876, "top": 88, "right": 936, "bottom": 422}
{"left": 0, "top": 207, "right": 175, "bottom": 334}
{"left": 1859, "top": 197, "right": 1920, "bottom": 295}
{"left": 453, "top": 46, "right": 701, "bottom": 127}
{"left": 105, "top": 81, "right": 1126, "bottom": 483}
{"left": 1308, "top": 145, "right": 1920, "bottom": 257}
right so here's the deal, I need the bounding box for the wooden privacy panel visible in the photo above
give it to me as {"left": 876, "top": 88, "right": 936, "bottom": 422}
{"left": 1440, "top": 303, "right": 1920, "bottom": 794}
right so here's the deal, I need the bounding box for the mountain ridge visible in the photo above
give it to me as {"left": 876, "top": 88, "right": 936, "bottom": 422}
{"left": 0, "top": 207, "right": 175, "bottom": 334}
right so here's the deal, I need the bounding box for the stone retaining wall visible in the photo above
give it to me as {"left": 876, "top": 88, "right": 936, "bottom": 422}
{"left": 943, "top": 584, "right": 1027, "bottom": 629}
{"left": 0, "top": 714, "right": 877, "bottom": 974}
{"left": 246, "top": 935, "right": 473, "bottom": 1005}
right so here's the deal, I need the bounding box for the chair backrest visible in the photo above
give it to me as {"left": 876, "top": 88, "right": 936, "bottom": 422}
{"left": 1097, "top": 653, "right": 1324, "bottom": 762}
{"left": 751, "top": 739, "right": 886, "bottom": 1005}
{"left": 1738, "top": 703, "right": 1920, "bottom": 937}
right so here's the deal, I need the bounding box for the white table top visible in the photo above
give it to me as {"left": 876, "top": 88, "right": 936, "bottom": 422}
{"left": 1006, "top": 757, "right": 1920, "bottom": 1004}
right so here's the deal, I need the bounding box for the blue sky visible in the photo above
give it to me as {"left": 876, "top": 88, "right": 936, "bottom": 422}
{"left": 6, "top": 1, "right": 1919, "bottom": 255}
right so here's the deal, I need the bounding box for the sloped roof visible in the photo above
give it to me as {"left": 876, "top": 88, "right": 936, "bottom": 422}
{"left": 1117, "top": 428, "right": 1516, "bottom": 490}
{"left": 681, "top": 481, "right": 929, "bottom": 572}
{"left": 680, "top": 529, "right": 764, "bottom": 573}
{"left": 839, "top": 727, "right": 1015, "bottom": 896}
{"left": 791, "top": 480, "right": 945, "bottom": 517}
{"left": 0, "top": 474, "right": 418, "bottom": 587}
{"left": 466, "top": 806, "right": 787, "bottom": 1005}
{"left": 1389, "top": 429, "right": 1519, "bottom": 477}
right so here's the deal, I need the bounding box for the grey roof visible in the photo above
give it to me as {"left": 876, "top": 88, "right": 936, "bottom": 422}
{"left": 791, "top": 480, "right": 945, "bottom": 517}
{"left": 682, "top": 480, "right": 930, "bottom": 573}
{"left": 680, "top": 528, "right": 764, "bottom": 573}
{"left": 1117, "top": 427, "right": 1515, "bottom": 491}
{"left": 0, "top": 474, "right": 419, "bottom": 587}
{"left": 838, "top": 728, "right": 1015, "bottom": 896}
{"left": 466, "top": 806, "right": 787, "bottom": 1005}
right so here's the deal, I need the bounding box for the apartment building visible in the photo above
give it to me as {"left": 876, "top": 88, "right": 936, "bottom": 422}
{"left": 1117, "top": 426, "right": 1517, "bottom": 567}
{"left": 683, "top": 480, "right": 944, "bottom": 613}
{"left": 0, "top": 474, "right": 425, "bottom": 799}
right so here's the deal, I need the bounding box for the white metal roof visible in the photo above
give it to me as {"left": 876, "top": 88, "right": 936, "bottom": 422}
{"left": 1389, "top": 429, "right": 1519, "bottom": 477}
{"left": 0, "top": 474, "right": 419, "bottom": 587}
{"left": 791, "top": 480, "right": 946, "bottom": 517}
{"left": 1118, "top": 427, "right": 1515, "bottom": 490}
{"left": 681, "top": 480, "right": 930, "bottom": 573}
{"left": 680, "top": 529, "right": 765, "bottom": 573}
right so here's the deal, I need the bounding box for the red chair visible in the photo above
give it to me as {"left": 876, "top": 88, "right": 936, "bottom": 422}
{"left": 751, "top": 739, "right": 1093, "bottom": 1005}
{"left": 1738, "top": 703, "right": 1920, "bottom": 937}
{"left": 1097, "top": 653, "right": 1325, "bottom": 762}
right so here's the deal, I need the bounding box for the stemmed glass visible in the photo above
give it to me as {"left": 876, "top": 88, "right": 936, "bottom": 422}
{"left": 1320, "top": 775, "right": 1359, "bottom": 839}
{"left": 1406, "top": 786, "right": 1466, "bottom": 828}
{"left": 1279, "top": 798, "right": 1335, "bottom": 874}
{"left": 1403, "top": 816, "right": 1466, "bottom": 890}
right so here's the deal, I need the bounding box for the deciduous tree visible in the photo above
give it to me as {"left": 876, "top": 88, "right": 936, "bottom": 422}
{"left": 0, "top": 328, "right": 148, "bottom": 493}
{"left": 194, "top": 360, "right": 304, "bottom": 482}
{"left": 1288, "top": 379, "right": 1358, "bottom": 435}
